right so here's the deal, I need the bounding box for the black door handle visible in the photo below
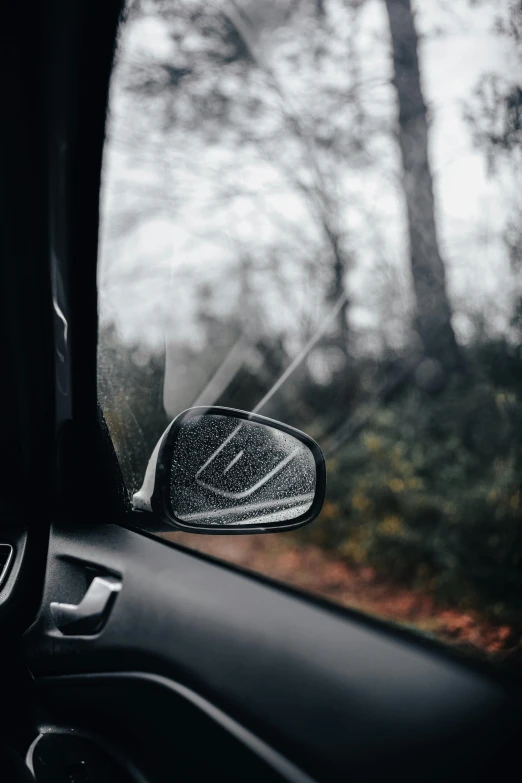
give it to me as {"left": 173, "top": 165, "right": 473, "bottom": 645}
{"left": 50, "top": 575, "right": 122, "bottom": 635}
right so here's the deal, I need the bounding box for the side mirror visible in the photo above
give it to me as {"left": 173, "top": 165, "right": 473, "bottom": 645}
{"left": 133, "top": 406, "right": 326, "bottom": 534}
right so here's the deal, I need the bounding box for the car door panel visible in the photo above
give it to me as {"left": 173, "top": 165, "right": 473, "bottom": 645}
{"left": 31, "top": 672, "right": 313, "bottom": 783}
{"left": 23, "top": 520, "right": 522, "bottom": 783}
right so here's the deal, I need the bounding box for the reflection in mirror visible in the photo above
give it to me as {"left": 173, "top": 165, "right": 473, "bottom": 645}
{"left": 169, "top": 415, "right": 316, "bottom": 527}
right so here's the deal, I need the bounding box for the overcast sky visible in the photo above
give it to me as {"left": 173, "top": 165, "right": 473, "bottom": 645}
{"left": 99, "top": 0, "right": 521, "bottom": 356}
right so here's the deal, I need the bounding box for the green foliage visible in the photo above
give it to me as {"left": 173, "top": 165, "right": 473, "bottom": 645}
{"left": 101, "top": 320, "right": 522, "bottom": 628}
{"left": 302, "top": 342, "right": 522, "bottom": 624}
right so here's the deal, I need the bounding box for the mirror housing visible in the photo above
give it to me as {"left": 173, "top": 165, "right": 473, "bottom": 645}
{"left": 133, "top": 406, "right": 326, "bottom": 534}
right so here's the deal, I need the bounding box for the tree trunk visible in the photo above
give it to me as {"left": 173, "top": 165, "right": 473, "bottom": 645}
{"left": 325, "top": 221, "right": 350, "bottom": 359}
{"left": 384, "top": 0, "right": 463, "bottom": 372}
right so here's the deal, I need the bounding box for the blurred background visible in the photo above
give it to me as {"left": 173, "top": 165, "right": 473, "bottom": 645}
{"left": 97, "top": 0, "right": 522, "bottom": 666}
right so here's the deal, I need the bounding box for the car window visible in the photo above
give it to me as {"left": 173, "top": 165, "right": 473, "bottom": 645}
{"left": 98, "top": 0, "right": 522, "bottom": 669}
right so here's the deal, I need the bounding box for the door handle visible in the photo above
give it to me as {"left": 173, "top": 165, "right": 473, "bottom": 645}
{"left": 50, "top": 575, "right": 122, "bottom": 636}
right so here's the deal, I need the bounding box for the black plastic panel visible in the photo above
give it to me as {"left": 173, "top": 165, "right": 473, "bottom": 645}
{"left": 28, "top": 731, "right": 135, "bottom": 783}
{"left": 31, "top": 673, "right": 309, "bottom": 783}
{"left": 0, "top": 529, "right": 28, "bottom": 621}
{"left": 24, "top": 521, "right": 522, "bottom": 783}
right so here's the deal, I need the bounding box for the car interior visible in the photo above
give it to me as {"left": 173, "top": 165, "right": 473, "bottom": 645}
{"left": 1, "top": 0, "right": 522, "bottom": 781}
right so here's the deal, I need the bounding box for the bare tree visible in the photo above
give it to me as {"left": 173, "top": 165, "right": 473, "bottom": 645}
{"left": 107, "top": 0, "right": 383, "bottom": 361}
{"left": 384, "top": 0, "right": 463, "bottom": 371}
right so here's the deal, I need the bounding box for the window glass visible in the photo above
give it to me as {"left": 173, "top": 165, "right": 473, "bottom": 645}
{"left": 98, "top": 0, "right": 522, "bottom": 669}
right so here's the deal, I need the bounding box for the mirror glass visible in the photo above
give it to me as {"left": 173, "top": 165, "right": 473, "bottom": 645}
{"left": 168, "top": 414, "right": 317, "bottom": 527}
